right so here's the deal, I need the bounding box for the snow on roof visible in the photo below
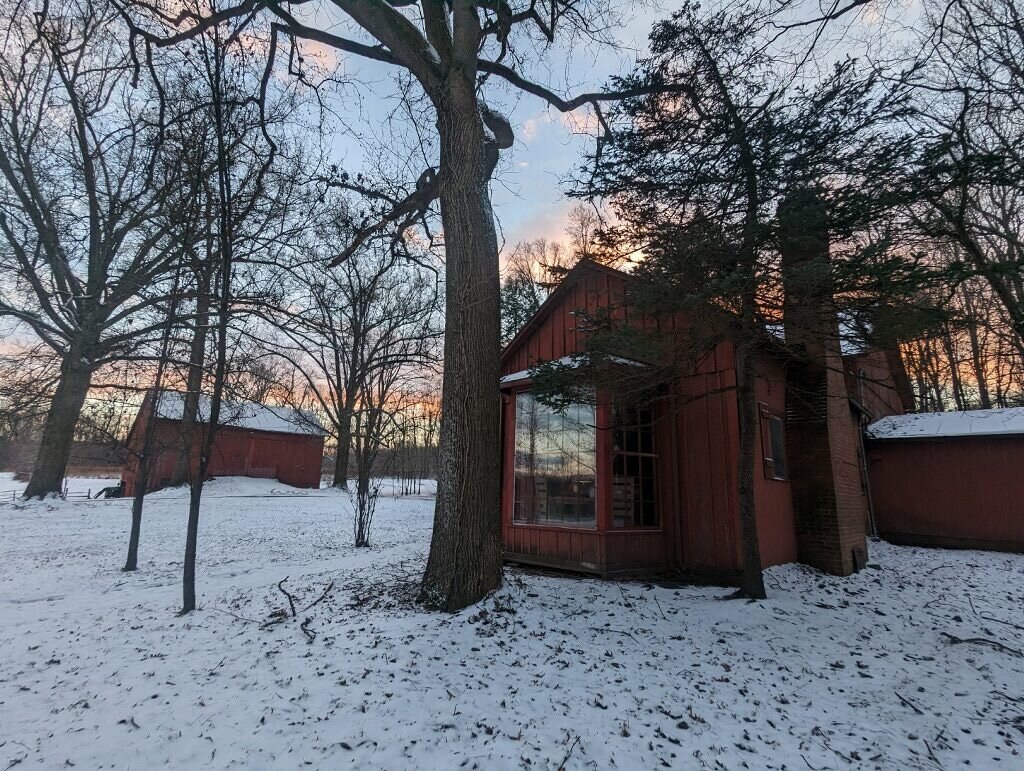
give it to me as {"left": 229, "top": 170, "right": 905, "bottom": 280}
{"left": 150, "top": 390, "right": 327, "bottom": 437}
{"left": 499, "top": 354, "right": 647, "bottom": 385}
{"left": 867, "top": 407, "right": 1024, "bottom": 440}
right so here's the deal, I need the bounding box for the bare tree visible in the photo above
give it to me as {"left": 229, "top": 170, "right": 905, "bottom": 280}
{"left": 256, "top": 227, "right": 441, "bottom": 491}
{"left": 913, "top": 0, "right": 1024, "bottom": 361}
{"left": 0, "top": 0, "right": 207, "bottom": 497}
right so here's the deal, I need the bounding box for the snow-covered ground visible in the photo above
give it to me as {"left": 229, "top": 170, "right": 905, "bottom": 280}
{"left": 1, "top": 477, "right": 1022, "bottom": 770}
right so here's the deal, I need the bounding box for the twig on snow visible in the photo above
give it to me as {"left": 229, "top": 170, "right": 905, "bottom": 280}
{"left": 300, "top": 617, "right": 316, "bottom": 644}
{"left": 589, "top": 626, "right": 640, "bottom": 643}
{"left": 980, "top": 612, "right": 1024, "bottom": 633}
{"left": 301, "top": 580, "right": 335, "bottom": 612}
{"left": 557, "top": 735, "right": 581, "bottom": 771}
{"left": 207, "top": 606, "right": 260, "bottom": 624}
{"left": 992, "top": 690, "right": 1024, "bottom": 704}
{"left": 940, "top": 632, "right": 1023, "bottom": 657}
{"left": 652, "top": 593, "right": 668, "bottom": 621}
{"left": 895, "top": 691, "right": 924, "bottom": 715}
{"left": 277, "top": 577, "right": 297, "bottom": 618}
{"left": 923, "top": 739, "right": 945, "bottom": 769}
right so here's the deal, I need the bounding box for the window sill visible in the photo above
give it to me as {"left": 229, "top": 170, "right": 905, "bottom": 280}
{"left": 511, "top": 521, "right": 598, "bottom": 531}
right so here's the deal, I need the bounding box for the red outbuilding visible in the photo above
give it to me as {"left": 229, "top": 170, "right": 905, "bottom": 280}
{"left": 866, "top": 409, "right": 1024, "bottom": 554}
{"left": 121, "top": 390, "right": 326, "bottom": 495}
{"left": 499, "top": 260, "right": 910, "bottom": 581}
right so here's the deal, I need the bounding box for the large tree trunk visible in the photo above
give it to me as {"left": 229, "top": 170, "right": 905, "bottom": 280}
{"left": 418, "top": 105, "right": 503, "bottom": 612}
{"left": 734, "top": 337, "right": 767, "bottom": 600}
{"left": 22, "top": 348, "right": 94, "bottom": 498}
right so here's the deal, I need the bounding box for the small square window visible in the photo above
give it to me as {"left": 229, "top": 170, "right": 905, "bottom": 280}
{"left": 760, "top": 406, "right": 788, "bottom": 481}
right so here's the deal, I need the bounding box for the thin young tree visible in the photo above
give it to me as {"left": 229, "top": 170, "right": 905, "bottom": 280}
{"left": 177, "top": 21, "right": 288, "bottom": 613}
{"left": 123, "top": 269, "right": 184, "bottom": 572}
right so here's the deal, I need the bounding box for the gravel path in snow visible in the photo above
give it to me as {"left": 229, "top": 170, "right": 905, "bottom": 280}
{"left": 1, "top": 477, "right": 1021, "bottom": 770}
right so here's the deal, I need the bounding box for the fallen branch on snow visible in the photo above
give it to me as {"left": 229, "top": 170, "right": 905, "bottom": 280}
{"left": 940, "top": 632, "right": 1023, "bottom": 657}
{"left": 895, "top": 691, "right": 924, "bottom": 715}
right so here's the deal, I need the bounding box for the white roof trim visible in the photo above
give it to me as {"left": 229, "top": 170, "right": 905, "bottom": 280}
{"left": 867, "top": 407, "right": 1024, "bottom": 440}
{"left": 499, "top": 354, "right": 646, "bottom": 385}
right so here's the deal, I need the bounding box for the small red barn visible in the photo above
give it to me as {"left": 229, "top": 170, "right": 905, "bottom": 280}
{"left": 499, "top": 261, "right": 909, "bottom": 581}
{"left": 866, "top": 409, "right": 1024, "bottom": 553}
{"left": 122, "top": 390, "right": 326, "bottom": 495}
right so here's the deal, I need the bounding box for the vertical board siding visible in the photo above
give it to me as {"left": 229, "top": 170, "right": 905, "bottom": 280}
{"left": 122, "top": 420, "right": 324, "bottom": 495}
{"left": 499, "top": 262, "right": 804, "bottom": 578}
{"left": 868, "top": 436, "right": 1024, "bottom": 552}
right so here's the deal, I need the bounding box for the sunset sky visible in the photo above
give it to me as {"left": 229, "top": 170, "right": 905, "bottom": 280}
{"left": 306, "top": 3, "right": 663, "bottom": 256}
{"left": 307, "top": 0, "right": 917, "bottom": 258}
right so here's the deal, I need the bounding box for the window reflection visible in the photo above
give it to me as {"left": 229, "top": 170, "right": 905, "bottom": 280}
{"left": 612, "top": 403, "right": 659, "bottom": 528}
{"left": 513, "top": 391, "right": 596, "bottom": 527}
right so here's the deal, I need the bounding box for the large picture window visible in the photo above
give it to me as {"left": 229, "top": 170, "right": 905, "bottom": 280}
{"left": 611, "top": 403, "right": 659, "bottom": 527}
{"left": 513, "top": 391, "right": 596, "bottom": 527}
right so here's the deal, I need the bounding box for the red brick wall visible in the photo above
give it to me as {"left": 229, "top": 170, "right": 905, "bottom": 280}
{"left": 785, "top": 347, "right": 868, "bottom": 576}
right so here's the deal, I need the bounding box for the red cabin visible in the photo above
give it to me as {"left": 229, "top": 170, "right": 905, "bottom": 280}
{"left": 121, "top": 390, "right": 326, "bottom": 495}
{"left": 499, "top": 261, "right": 909, "bottom": 581}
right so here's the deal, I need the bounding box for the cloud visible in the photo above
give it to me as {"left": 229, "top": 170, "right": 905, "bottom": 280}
{"left": 560, "top": 107, "right": 601, "bottom": 137}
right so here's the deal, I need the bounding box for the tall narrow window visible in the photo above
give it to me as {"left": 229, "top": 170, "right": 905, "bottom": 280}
{"left": 761, "top": 406, "right": 788, "bottom": 480}
{"left": 611, "top": 402, "right": 658, "bottom": 528}
{"left": 513, "top": 391, "right": 597, "bottom": 527}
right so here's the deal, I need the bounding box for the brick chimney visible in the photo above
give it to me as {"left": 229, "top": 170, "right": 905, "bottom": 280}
{"left": 780, "top": 188, "right": 868, "bottom": 576}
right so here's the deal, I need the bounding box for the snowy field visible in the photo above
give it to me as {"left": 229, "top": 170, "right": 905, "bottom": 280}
{"left": 1, "top": 477, "right": 1022, "bottom": 770}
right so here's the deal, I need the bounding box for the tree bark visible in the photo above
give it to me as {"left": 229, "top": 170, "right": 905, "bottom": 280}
{"left": 418, "top": 105, "right": 503, "bottom": 611}
{"left": 22, "top": 348, "right": 94, "bottom": 498}
{"left": 124, "top": 283, "right": 179, "bottom": 571}
{"left": 734, "top": 338, "right": 767, "bottom": 599}
{"left": 332, "top": 409, "right": 352, "bottom": 490}
{"left": 171, "top": 266, "right": 211, "bottom": 486}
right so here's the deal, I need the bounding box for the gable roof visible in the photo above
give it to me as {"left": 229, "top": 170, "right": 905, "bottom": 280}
{"left": 867, "top": 407, "right": 1024, "bottom": 440}
{"left": 500, "top": 259, "right": 631, "bottom": 367}
{"left": 150, "top": 390, "right": 327, "bottom": 437}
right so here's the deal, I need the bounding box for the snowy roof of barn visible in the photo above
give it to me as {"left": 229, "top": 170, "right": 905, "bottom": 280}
{"left": 150, "top": 390, "right": 327, "bottom": 437}
{"left": 867, "top": 407, "right": 1024, "bottom": 440}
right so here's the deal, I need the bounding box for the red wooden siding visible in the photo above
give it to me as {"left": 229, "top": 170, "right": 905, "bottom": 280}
{"left": 122, "top": 398, "right": 324, "bottom": 495}
{"left": 502, "top": 264, "right": 629, "bottom": 376}
{"left": 844, "top": 350, "right": 907, "bottom": 419}
{"left": 500, "top": 262, "right": 800, "bottom": 579}
{"left": 867, "top": 436, "right": 1024, "bottom": 553}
